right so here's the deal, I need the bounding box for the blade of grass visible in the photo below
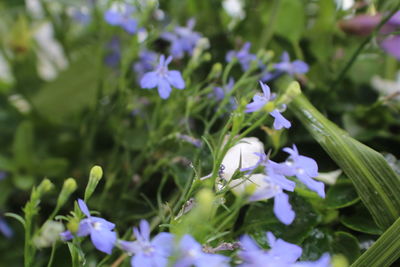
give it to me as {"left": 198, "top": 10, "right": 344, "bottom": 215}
{"left": 289, "top": 91, "right": 400, "bottom": 229}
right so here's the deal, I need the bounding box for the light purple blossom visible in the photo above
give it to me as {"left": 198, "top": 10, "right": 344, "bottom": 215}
{"left": 177, "top": 134, "right": 202, "bottom": 147}
{"left": 283, "top": 145, "right": 325, "bottom": 198}
{"left": 381, "top": 36, "right": 400, "bottom": 60}
{"left": 133, "top": 50, "right": 158, "bottom": 80}
{"left": 226, "top": 42, "right": 257, "bottom": 71}
{"left": 245, "top": 82, "right": 291, "bottom": 130}
{"left": 0, "top": 217, "right": 13, "bottom": 238}
{"left": 104, "top": 5, "right": 137, "bottom": 34}
{"left": 140, "top": 55, "right": 185, "bottom": 99}
{"left": 60, "top": 199, "right": 117, "bottom": 254}
{"left": 161, "top": 19, "right": 202, "bottom": 59}
{"left": 119, "top": 220, "right": 174, "bottom": 267}
{"left": 105, "top": 37, "right": 121, "bottom": 67}
{"left": 174, "top": 234, "right": 230, "bottom": 267}
{"left": 274, "top": 52, "right": 309, "bottom": 76}
{"left": 238, "top": 233, "right": 331, "bottom": 267}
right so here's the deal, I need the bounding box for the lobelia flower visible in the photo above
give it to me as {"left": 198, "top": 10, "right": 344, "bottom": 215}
{"left": 174, "top": 234, "right": 230, "bottom": 267}
{"left": 0, "top": 216, "right": 13, "bottom": 238}
{"left": 211, "top": 78, "right": 237, "bottom": 109}
{"left": 140, "top": 55, "right": 185, "bottom": 99}
{"left": 60, "top": 199, "right": 117, "bottom": 254}
{"left": 133, "top": 50, "right": 158, "bottom": 80}
{"left": 161, "top": 19, "right": 202, "bottom": 59}
{"left": 119, "top": 220, "right": 174, "bottom": 267}
{"left": 282, "top": 145, "right": 325, "bottom": 198}
{"left": 221, "top": 138, "right": 295, "bottom": 225}
{"left": 104, "top": 4, "right": 137, "bottom": 34}
{"left": 245, "top": 82, "right": 291, "bottom": 130}
{"left": 274, "top": 52, "right": 309, "bottom": 77}
{"left": 238, "top": 232, "right": 331, "bottom": 267}
{"left": 226, "top": 42, "right": 257, "bottom": 71}
{"left": 105, "top": 37, "right": 121, "bottom": 68}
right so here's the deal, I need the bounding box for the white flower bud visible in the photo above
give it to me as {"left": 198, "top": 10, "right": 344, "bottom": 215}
{"left": 220, "top": 137, "right": 264, "bottom": 181}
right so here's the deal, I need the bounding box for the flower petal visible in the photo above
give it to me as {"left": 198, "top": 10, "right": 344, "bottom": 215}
{"left": 104, "top": 11, "right": 122, "bottom": 25}
{"left": 90, "top": 228, "right": 117, "bottom": 254}
{"left": 273, "top": 192, "right": 295, "bottom": 225}
{"left": 381, "top": 36, "right": 400, "bottom": 60}
{"left": 78, "top": 199, "right": 90, "bottom": 217}
{"left": 167, "top": 70, "right": 185, "bottom": 89}
{"left": 157, "top": 79, "right": 172, "bottom": 99}
{"left": 140, "top": 71, "right": 159, "bottom": 89}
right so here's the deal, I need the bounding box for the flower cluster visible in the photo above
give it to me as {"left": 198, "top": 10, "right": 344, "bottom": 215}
{"left": 221, "top": 137, "right": 325, "bottom": 225}
{"left": 61, "top": 202, "right": 330, "bottom": 267}
{"left": 161, "top": 19, "right": 203, "bottom": 59}
{"left": 239, "top": 232, "right": 331, "bottom": 267}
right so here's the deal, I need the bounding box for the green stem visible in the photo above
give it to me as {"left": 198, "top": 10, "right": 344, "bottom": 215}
{"left": 47, "top": 242, "right": 57, "bottom": 267}
{"left": 331, "top": 6, "right": 400, "bottom": 90}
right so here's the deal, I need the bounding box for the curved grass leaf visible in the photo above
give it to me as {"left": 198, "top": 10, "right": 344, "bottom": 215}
{"left": 289, "top": 93, "right": 400, "bottom": 229}
{"left": 351, "top": 217, "right": 400, "bottom": 267}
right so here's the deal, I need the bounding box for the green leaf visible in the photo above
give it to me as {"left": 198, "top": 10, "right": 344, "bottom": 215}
{"left": 289, "top": 92, "right": 400, "bottom": 230}
{"left": 274, "top": 0, "right": 305, "bottom": 43}
{"left": 332, "top": 231, "right": 361, "bottom": 264}
{"left": 325, "top": 179, "right": 360, "bottom": 209}
{"left": 351, "top": 217, "right": 400, "bottom": 267}
{"left": 31, "top": 54, "right": 99, "bottom": 124}
{"left": 12, "top": 121, "right": 34, "bottom": 170}
{"left": 5, "top": 212, "right": 25, "bottom": 227}
{"left": 340, "top": 204, "right": 383, "bottom": 235}
{"left": 243, "top": 195, "right": 320, "bottom": 245}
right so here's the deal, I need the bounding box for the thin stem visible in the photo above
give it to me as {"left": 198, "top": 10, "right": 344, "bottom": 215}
{"left": 331, "top": 6, "right": 400, "bottom": 90}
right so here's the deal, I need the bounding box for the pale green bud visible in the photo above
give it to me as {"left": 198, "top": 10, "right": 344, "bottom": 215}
{"left": 84, "top": 165, "right": 103, "bottom": 201}
{"left": 37, "top": 178, "right": 54, "bottom": 196}
{"left": 57, "top": 178, "right": 77, "bottom": 209}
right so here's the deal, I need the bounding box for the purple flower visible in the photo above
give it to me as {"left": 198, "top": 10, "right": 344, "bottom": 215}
{"left": 140, "top": 55, "right": 185, "bottom": 99}
{"left": 339, "top": 12, "right": 400, "bottom": 61}
{"left": 270, "top": 109, "right": 291, "bottom": 130}
{"left": 283, "top": 145, "right": 325, "bottom": 198}
{"left": 105, "top": 37, "right": 121, "bottom": 67}
{"left": 119, "top": 220, "right": 174, "bottom": 267}
{"left": 0, "top": 217, "right": 13, "bottom": 238}
{"left": 212, "top": 78, "right": 235, "bottom": 101}
{"left": 104, "top": 5, "right": 137, "bottom": 34}
{"left": 133, "top": 50, "right": 158, "bottom": 80}
{"left": 245, "top": 82, "right": 291, "bottom": 130}
{"left": 61, "top": 199, "right": 117, "bottom": 254}
{"left": 226, "top": 42, "right": 257, "bottom": 71}
{"left": 381, "top": 35, "right": 400, "bottom": 60}
{"left": 177, "top": 134, "right": 202, "bottom": 148}
{"left": 274, "top": 52, "right": 309, "bottom": 76}
{"left": 174, "top": 234, "right": 230, "bottom": 267}
{"left": 239, "top": 233, "right": 331, "bottom": 267}
{"left": 245, "top": 81, "right": 271, "bottom": 113}
{"left": 161, "top": 19, "right": 202, "bottom": 59}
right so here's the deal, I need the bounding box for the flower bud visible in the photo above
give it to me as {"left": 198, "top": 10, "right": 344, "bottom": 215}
{"left": 220, "top": 137, "right": 264, "bottom": 181}
{"left": 57, "top": 178, "right": 77, "bottom": 209}
{"left": 84, "top": 165, "right": 103, "bottom": 201}
{"left": 37, "top": 178, "right": 54, "bottom": 196}
{"left": 207, "top": 63, "right": 223, "bottom": 80}
{"left": 67, "top": 217, "right": 80, "bottom": 234}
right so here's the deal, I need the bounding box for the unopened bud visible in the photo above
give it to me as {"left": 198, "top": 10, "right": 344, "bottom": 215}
{"left": 67, "top": 217, "right": 80, "bottom": 234}
{"left": 207, "top": 63, "right": 223, "bottom": 80}
{"left": 57, "top": 178, "right": 77, "bottom": 209}
{"left": 37, "top": 178, "right": 54, "bottom": 196}
{"left": 196, "top": 188, "right": 214, "bottom": 213}
{"left": 84, "top": 165, "right": 103, "bottom": 201}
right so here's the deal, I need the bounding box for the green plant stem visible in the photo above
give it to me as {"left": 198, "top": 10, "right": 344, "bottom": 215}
{"left": 47, "top": 242, "right": 57, "bottom": 267}
{"left": 331, "top": 6, "right": 400, "bottom": 90}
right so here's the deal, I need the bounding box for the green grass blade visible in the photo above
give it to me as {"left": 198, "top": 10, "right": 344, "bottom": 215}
{"left": 351, "top": 217, "right": 400, "bottom": 267}
{"left": 289, "top": 93, "right": 400, "bottom": 229}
